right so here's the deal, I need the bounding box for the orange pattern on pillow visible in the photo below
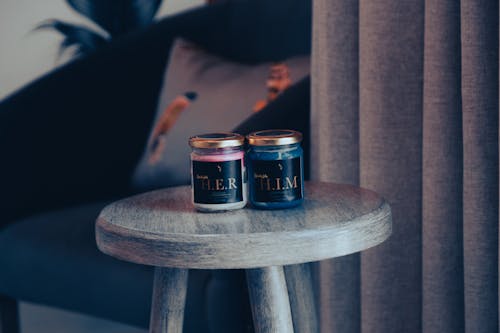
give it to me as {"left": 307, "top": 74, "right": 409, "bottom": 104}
{"left": 253, "top": 63, "right": 292, "bottom": 113}
{"left": 148, "top": 92, "right": 197, "bottom": 164}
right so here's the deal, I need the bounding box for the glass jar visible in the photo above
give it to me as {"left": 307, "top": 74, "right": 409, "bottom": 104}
{"left": 189, "top": 133, "right": 247, "bottom": 212}
{"left": 247, "top": 129, "right": 304, "bottom": 209}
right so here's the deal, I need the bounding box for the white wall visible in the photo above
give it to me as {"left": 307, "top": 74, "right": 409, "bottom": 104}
{"left": 0, "top": 0, "right": 203, "bottom": 100}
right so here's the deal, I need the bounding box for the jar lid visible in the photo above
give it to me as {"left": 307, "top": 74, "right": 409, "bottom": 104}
{"left": 247, "top": 129, "right": 303, "bottom": 146}
{"left": 189, "top": 132, "right": 245, "bottom": 149}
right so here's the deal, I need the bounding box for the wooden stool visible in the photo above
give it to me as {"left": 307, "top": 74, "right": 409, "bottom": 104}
{"left": 96, "top": 182, "right": 391, "bottom": 333}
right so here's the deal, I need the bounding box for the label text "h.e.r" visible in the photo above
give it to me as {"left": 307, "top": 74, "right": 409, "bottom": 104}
{"left": 197, "top": 177, "right": 238, "bottom": 191}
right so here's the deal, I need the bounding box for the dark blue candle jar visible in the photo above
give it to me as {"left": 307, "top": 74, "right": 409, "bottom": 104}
{"left": 247, "top": 129, "right": 304, "bottom": 209}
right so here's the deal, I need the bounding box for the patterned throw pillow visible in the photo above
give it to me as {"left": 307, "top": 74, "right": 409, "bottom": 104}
{"left": 132, "top": 38, "right": 310, "bottom": 190}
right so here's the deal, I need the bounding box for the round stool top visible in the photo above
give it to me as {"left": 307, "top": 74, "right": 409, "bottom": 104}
{"left": 96, "top": 182, "right": 391, "bottom": 269}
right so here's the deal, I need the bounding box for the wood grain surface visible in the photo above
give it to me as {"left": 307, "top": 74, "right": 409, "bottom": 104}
{"left": 284, "top": 263, "right": 318, "bottom": 333}
{"left": 96, "top": 182, "right": 392, "bottom": 269}
{"left": 148, "top": 267, "right": 188, "bottom": 333}
{"left": 246, "top": 266, "right": 294, "bottom": 333}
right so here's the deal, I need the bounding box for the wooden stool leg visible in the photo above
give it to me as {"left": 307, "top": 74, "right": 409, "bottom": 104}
{"left": 284, "top": 264, "right": 319, "bottom": 333}
{"left": 0, "top": 294, "right": 19, "bottom": 333}
{"left": 246, "top": 266, "right": 294, "bottom": 333}
{"left": 149, "top": 267, "right": 188, "bottom": 333}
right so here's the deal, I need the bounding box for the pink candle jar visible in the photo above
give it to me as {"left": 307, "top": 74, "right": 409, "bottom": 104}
{"left": 189, "top": 133, "right": 247, "bottom": 212}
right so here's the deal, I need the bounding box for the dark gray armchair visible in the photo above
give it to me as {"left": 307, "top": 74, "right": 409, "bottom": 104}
{"left": 0, "top": 1, "right": 311, "bottom": 331}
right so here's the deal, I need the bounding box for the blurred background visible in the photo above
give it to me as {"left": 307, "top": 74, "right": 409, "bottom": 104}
{"left": 0, "top": 0, "right": 203, "bottom": 100}
{"left": 0, "top": 2, "right": 203, "bottom": 331}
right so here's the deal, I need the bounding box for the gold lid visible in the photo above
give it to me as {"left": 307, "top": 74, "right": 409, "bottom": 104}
{"left": 247, "top": 129, "right": 302, "bottom": 146}
{"left": 189, "top": 132, "right": 245, "bottom": 149}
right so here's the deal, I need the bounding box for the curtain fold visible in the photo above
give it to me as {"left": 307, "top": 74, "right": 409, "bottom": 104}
{"left": 461, "top": 1, "right": 499, "bottom": 332}
{"left": 422, "top": 1, "right": 464, "bottom": 333}
{"left": 312, "top": 0, "right": 499, "bottom": 332}
{"left": 358, "top": 1, "right": 424, "bottom": 333}
{"left": 311, "top": 1, "right": 360, "bottom": 333}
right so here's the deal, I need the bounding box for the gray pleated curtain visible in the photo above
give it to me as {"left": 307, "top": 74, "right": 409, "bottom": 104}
{"left": 311, "top": 1, "right": 498, "bottom": 333}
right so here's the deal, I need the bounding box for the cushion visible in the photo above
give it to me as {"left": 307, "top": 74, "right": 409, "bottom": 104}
{"left": 233, "top": 76, "right": 311, "bottom": 179}
{"left": 132, "top": 38, "right": 310, "bottom": 190}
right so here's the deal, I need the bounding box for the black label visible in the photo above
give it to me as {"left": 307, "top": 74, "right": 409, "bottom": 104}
{"left": 192, "top": 160, "right": 243, "bottom": 204}
{"left": 251, "top": 157, "right": 303, "bottom": 202}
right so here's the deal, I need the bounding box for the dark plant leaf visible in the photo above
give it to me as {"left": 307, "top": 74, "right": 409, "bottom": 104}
{"left": 36, "top": 20, "right": 108, "bottom": 57}
{"left": 129, "top": 0, "right": 163, "bottom": 28}
{"left": 66, "top": 0, "right": 162, "bottom": 36}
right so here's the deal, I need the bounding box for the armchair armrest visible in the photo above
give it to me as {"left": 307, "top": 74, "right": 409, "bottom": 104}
{"left": 0, "top": 53, "right": 158, "bottom": 225}
{"left": 0, "top": 23, "right": 170, "bottom": 225}
{"left": 0, "top": 0, "right": 204, "bottom": 225}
